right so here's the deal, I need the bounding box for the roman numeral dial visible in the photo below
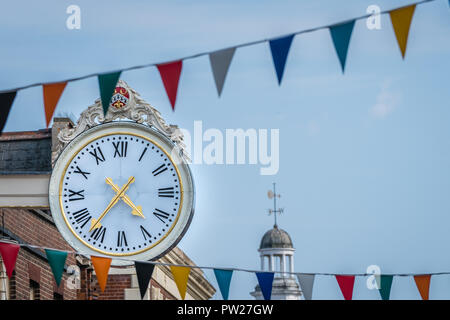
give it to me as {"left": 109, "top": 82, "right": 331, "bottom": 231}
{"left": 113, "top": 141, "right": 128, "bottom": 158}
{"left": 158, "top": 187, "right": 174, "bottom": 198}
{"left": 61, "top": 132, "right": 182, "bottom": 257}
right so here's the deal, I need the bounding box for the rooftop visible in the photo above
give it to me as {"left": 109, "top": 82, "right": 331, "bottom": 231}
{"left": 0, "top": 129, "right": 52, "bottom": 174}
{"left": 259, "top": 225, "right": 294, "bottom": 249}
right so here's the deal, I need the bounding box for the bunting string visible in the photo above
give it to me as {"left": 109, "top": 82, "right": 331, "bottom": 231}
{"left": 0, "top": 0, "right": 438, "bottom": 95}
{"left": 0, "top": 239, "right": 445, "bottom": 300}
{"left": 0, "top": 0, "right": 445, "bottom": 134}
{"left": 1, "top": 239, "right": 449, "bottom": 277}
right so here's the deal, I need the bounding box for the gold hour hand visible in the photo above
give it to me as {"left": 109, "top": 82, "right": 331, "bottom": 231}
{"left": 90, "top": 176, "right": 135, "bottom": 231}
{"left": 105, "top": 177, "right": 145, "bottom": 219}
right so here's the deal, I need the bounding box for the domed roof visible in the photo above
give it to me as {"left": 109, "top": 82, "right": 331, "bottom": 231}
{"left": 259, "top": 225, "right": 293, "bottom": 249}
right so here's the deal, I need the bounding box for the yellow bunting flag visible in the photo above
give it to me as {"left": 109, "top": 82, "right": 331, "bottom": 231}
{"left": 389, "top": 4, "right": 416, "bottom": 59}
{"left": 170, "top": 266, "right": 191, "bottom": 299}
{"left": 43, "top": 82, "right": 67, "bottom": 127}
{"left": 414, "top": 274, "right": 431, "bottom": 300}
{"left": 91, "top": 256, "right": 112, "bottom": 293}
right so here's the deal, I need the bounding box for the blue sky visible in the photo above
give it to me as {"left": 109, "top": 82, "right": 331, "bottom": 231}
{"left": 1, "top": 0, "right": 450, "bottom": 299}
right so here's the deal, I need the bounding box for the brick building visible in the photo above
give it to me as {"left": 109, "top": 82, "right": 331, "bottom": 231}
{"left": 0, "top": 128, "right": 215, "bottom": 300}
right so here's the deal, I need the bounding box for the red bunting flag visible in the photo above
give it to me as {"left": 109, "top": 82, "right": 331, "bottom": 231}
{"left": 335, "top": 275, "right": 355, "bottom": 300}
{"left": 414, "top": 275, "right": 431, "bottom": 300}
{"left": 0, "top": 241, "right": 20, "bottom": 278}
{"left": 157, "top": 60, "right": 183, "bottom": 111}
{"left": 43, "top": 82, "right": 67, "bottom": 127}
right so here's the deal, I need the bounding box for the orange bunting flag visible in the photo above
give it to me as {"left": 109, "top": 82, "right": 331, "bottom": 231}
{"left": 170, "top": 266, "right": 191, "bottom": 299}
{"left": 414, "top": 275, "right": 431, "bottom": 300}
{"left": 389, "top": 4, "right": 416, "bottom": 59}
{"left": 91, "top": 256, "right": 112, "bottom": 293}
{"left": 43, "top": 82, "right": 67, "bottom": 127}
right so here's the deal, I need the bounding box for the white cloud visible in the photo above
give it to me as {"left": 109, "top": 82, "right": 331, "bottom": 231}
{"left": 370, "top": 81, "right": 401, "bottom": 118}
{"left": 307, "top": 120, "right": 320, "bottom": 136}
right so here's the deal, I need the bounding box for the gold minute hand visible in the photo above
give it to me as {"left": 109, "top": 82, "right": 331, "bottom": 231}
{"left": 89, "top": 176, "right": 135, "bottom": 232}
{"left": 105, "top": 178, "right": 145, "bottom": 219}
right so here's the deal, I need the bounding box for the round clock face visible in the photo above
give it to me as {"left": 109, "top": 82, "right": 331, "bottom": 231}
{"left": 49, "top": 122, "right": 194, "bottom": 265}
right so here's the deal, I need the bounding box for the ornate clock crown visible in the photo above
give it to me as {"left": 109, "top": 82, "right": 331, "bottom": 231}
{"left": 52, "top": 80, "right": 188, "bottom": 164}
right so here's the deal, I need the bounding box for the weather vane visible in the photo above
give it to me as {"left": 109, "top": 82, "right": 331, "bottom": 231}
{"left": 267, "top": 183, "right": 284, "bottom": 227}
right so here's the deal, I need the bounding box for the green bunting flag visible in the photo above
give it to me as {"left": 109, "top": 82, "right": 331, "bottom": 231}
{"left": 378, "top": 275, "right": 394, "bottom": 300}
{"left": 329, "top": 20, "right": 356, "bottom": 73}
{"left": 98, "top": 72, "right": 121, "bottom": 115}
{"left": 213, "top": 269, "right": 233, "bottom": 300}
{"left": 45, "top": 249, "right": 67, "bottom": 287}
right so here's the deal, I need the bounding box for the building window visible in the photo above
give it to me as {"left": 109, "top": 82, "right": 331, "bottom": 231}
{"left": 30, "top": 280, "right": 40, "bottom": 300}
{"left": 0, "top": 260, "right": 9, "bottom": 300}
{"left": 9, "top": 272, "right": 16, "bottom": 300}
{"left": 53, "top": 292, "right": 63, "bottom": 300}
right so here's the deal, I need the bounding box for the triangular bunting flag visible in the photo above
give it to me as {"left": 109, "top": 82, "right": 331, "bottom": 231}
{"left": 45, "top": 249, "right": 67, "bottom": 287}
{"left": 389, "top": 4, "right": 416, "bottom": 59}
{"left": 255, "top": 272, "right": 274, "bottom": 300}
{"left": 269, "top": 34, "right": 294, "bottom": 85}
{"left": 414, "top": 274, "right": 431, "bottom": 300}
{"left": 135, "top": 261, "right": 155, "bottom": 299}
{"left": 157, "top": 60, "right": 183, "bottom": 111}
{"left": 213, "top": 269, "right": 233, "bottom": 300}
{"left": 170, "top": 266, "right": 191, "bottom": 299}
{"left": 43, "top": 82, "right": 67, "bottom": 127}
{"left": 329, "top": 20, "right": 355, "bottom": 73}
{"left": 0, "top": 91, "right": 17, "bottom": 134}
{"left": 209, "top": 48, "right": 236, "bottom": 97}
{"left": 98, "top": 72, "right": 121, "bottom": 115}
{"left": 335, "top": 275, "right": 355, "bottom": 300}
{"left": 378, "top": 275, "right": 394, "bottom": 300}
{"left": 0, "top": 241, "right": 20, "bottom": 278}
{"left": 91, "top": 256, "right": 112, "bottom": 293}
{"left": 297, "top": 274, "right": 315, "bottom": 300}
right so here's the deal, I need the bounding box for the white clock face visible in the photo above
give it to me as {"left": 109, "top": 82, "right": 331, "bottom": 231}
{"left": 49, "top": 122, "right": 194, "bottom": 264}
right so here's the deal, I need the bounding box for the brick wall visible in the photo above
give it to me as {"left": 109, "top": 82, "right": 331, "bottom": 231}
{"left": 1, "top": 208, "right": 77, "bottom": 300}
{"left": 94, "top": 274, "right": 131, "bottom": 300}
{"left": 150, "top": 278, "right": 176, "bottom": 300}
{"left": 90, "top": 275, "right": 175, "bottom": 300}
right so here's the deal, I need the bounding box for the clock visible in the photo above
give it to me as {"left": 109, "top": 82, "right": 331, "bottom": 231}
{"left": 49, "top": 121, "right": 194, "bottom": 265}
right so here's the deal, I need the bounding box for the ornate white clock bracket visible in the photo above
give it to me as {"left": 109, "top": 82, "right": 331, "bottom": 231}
{"left": 51, "top": 80, "right": 189, "bottom": 165}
